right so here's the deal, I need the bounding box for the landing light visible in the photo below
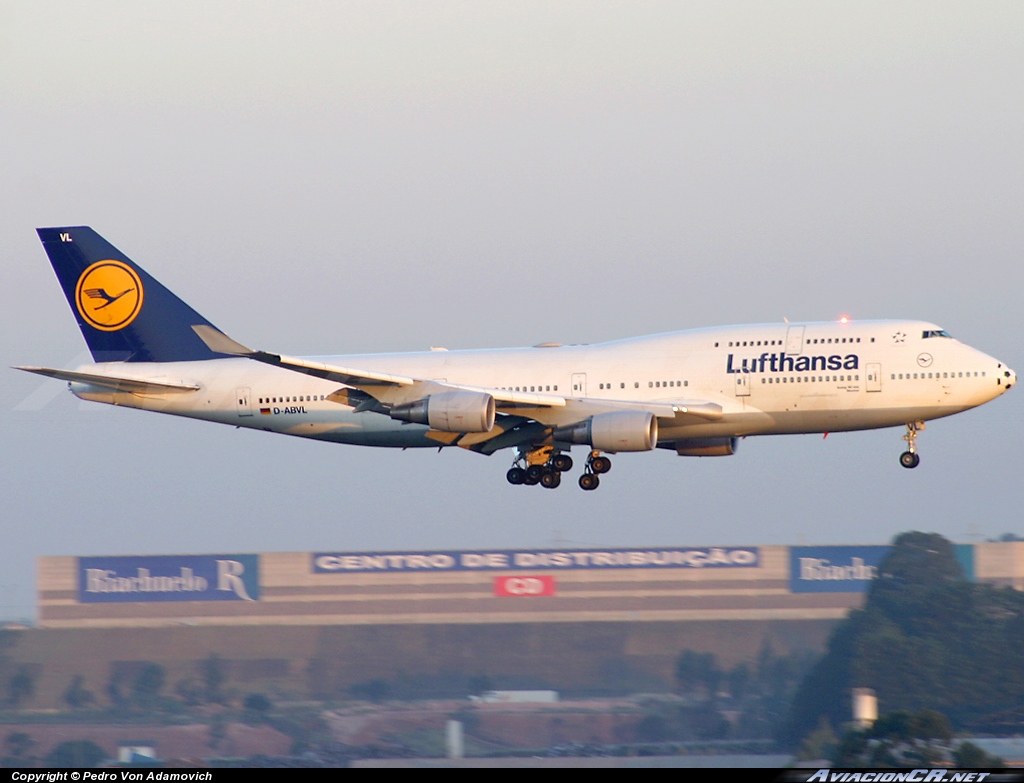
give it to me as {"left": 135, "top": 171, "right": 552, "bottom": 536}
{"left": 839, "top": 316, "right": 850, "bottom": 324}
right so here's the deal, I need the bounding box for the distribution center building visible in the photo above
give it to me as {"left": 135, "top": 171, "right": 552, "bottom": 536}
{"left": 10, "top": 541, "right": 1024, "bottom": 707}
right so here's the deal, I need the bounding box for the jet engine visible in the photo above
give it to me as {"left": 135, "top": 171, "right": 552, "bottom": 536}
{"left": 674, "top": 437, "right": 738, "bottom": 457}
{"left": 389, "top": 390, "right": 495, "bottom": 433}
{"left": 554, "top": 411, "right": 658, "bottom": 452}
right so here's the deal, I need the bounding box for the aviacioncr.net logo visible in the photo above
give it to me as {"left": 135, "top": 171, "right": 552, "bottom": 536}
{"left": 75, "top": 259, "right": 144, "bottom": 331}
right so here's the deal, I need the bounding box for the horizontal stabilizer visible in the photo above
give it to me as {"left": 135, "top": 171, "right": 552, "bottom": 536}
{"left": 14, "top": 366, "right": 200, "bottom": 394}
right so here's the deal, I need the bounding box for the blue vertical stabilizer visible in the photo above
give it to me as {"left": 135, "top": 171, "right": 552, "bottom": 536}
{"left": 37, "top": 227, "right": 228, "bottom": 363}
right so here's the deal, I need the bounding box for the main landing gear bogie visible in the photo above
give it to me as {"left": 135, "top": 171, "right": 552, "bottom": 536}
{"left": 578, "top": 450, "right": 611, "bottom": 491}
{"left": 899, "top": 422, "right": 925, "bottom": 469}
{"left": 506, "top": 449, "right": 611, "bottom": 490}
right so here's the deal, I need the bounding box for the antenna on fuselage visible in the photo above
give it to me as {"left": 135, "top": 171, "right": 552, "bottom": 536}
{"left": 783, "top": 317, "right": 789, "bottom": 324}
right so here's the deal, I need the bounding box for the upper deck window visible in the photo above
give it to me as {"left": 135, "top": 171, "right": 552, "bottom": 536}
{"left": 922, "top": 330, "right": 953, "bottom": 339}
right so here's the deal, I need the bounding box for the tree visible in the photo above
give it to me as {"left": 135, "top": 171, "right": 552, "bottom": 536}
{"left": 835, "top": 709, "right": 973, "bottom": 767}
{"left": 349, "top": 678, "right": 391, "bottom": 702}
{"left": 201, "top": 654, "right": 227, "bottom": 704}
{"left": 174, "top": 677, "right": 204, "bottom": 706}
{"left": 795, "top": 716, "right": 838, "bottom": 762}
{"left": 727, "top": 663, "right": 751, "bottom": 701}
{"left": 46, "top": 740, "right": 107, "bottom": 768}
{"left": 911, "top": 709, "right": 952, "bottom": 745}
{"left": 467, "top": 674, "right": 493, "bottom": 696}
{"left": 131, "top": 662, "right": 166, "bottom": 708}
{"left": 954, "top": 741, "right": 1004, "bottom": 768}
{"left": 674, "top": 650, "right": 722, "bottom": 696}
{"left": 63, "top": 675, "right": 95, "bottom": 709}
{"left": 207, "top": 715, "right": 227, "bottom": 751}
{"left": 6, "top": 668, "right": 34, "bottom": 707}
{"left": 2, "top": 732, "right": 37, "bottom": 767}
{"left": 243, "top": 692, "right": 272, "bottom": 715}
{"left": 782, "top": 531, "right": 1024, "bottom": 745}
{"left": 106, "top": 665, "right": 128, "bottom": 707}
{"left": 635, "top": 713, "right": 670, "bottom": 742}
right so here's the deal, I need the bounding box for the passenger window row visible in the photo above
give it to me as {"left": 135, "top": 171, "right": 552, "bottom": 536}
{"left": 761, "top": 376, "right": 858, "bottom": 384}
{"left": 891, "top": 371, "right": 983, "bottom": 380}
{"left": 715, "top": 336, "right": 874, "bottom": 347}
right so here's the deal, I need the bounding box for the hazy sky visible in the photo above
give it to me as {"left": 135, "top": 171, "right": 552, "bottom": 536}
{"left": 2, "top": 2, "right": 1023, "bottom": 621}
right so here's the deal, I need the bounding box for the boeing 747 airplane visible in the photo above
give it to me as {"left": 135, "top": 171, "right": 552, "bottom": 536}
{"left": 17, "top": 227, "right": 1015, "bottom": 490}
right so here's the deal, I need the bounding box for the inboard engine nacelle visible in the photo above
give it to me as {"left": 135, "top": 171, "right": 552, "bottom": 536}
{"left": 555, "top": 410, "right": 658, "bottom": 452}
{"left": 390, "top": 390, "right": 496, "bottom": 433}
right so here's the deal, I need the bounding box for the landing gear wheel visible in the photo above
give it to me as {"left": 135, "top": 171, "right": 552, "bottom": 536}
{"left": 540, "top": 471, "right": 562, "bottom": 489}
{"left": 899, "top": 422, "right": 924, "bottom": 470}
{"left": 591, "top": 456, "right": 611, "bottom": 474}
{"left": 526, "top": 464, "right": 545, "bottom": 483}
{"left": 506, "top": 467, "right": 526, "bottom": 485}
{"left": 551, "top": 454, "right": 573, "bottom": 472}
{"left": 579, "top": 473, "right": 600, "bottom": 491}
{"left": 899, "top": 451, "right": 920, "bottom": 469}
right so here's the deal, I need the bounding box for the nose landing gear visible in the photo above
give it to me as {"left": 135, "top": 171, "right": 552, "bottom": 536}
{"left": 899, "top": 422, "right": 924, "bottom": 469}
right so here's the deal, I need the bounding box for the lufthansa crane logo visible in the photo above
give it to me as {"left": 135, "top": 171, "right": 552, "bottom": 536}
{"left": 75, "top": 260, "right": 144, "bottom": 331}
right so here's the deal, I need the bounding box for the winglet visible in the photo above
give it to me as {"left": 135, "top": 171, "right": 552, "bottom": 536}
{"left": 191, "top": 325, "right": 254, "bottom": 356}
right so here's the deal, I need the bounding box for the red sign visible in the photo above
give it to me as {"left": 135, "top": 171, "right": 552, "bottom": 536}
{"left": 493, "top": 575, "right": 557, "bottom": 597}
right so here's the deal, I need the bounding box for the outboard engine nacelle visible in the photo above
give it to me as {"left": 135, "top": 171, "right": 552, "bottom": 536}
{"left": 554, "top": 410, "right": 658, "bottom": 452}
{"left": 390, "top": 390, "right": 496, "bottom": 433}
{"left": 674, "top": 437, "right": 739, "bottom": 457}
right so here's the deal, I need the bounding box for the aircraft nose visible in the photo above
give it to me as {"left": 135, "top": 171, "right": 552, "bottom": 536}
{"left": 997, "top": 362, "right": 1015, "bottom": 392}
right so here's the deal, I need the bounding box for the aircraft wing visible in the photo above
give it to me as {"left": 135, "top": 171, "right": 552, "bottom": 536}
{"left": 191, "top": 325, "right": 727, "bottom": 421}
{"left": 191, "top": 325, "right": 566, "bottom": 408}
{"left": 659, "top": 401, "right": 724, "bottom": 422}
{"left": 15, "top": 366, "right": 200, "bottom": 394}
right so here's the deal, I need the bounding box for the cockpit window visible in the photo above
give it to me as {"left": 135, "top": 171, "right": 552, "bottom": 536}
{"left": 922, "top": 330, "right": 953, "bottom": 339}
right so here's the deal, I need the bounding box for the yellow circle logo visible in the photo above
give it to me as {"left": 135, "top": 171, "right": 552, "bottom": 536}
{"left": 75, "top": 260, "right": 144, "bottom": 332}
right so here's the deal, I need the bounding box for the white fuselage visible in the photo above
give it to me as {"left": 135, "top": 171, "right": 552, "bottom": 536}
{"left": 69, "top": 320, "right": 1014, "bottom": 451}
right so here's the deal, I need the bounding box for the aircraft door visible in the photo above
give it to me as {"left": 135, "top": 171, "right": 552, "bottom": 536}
{"left": 785, "top": 325, "right": 805, "bottom": 355}
{"left": 236, "top": 387, "right": 253, "bottom": 417}
{"left": 734, "top": 374, "right": 750, "bottom": 397}
{"left": 571, "top": 373, "right": 587, "bottom": 397}
{"left": 866, "top": 363, "right": 882, "bottom": 392}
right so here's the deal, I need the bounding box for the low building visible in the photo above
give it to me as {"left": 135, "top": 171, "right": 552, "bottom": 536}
{"left": 4, "top": 541, "right": 1020, "bottom": 708}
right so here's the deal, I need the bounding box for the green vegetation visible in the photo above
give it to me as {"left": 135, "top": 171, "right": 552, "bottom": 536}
{"left": 5, "top": 669, "right": 34, "bottom": 708}
{"left": 243, "top": 692, "right": 272, "bottom": 714}
{"left": 62, "top": 675, "right": 95, "bottom": 709}
{"left": 785, "top": 531, "right": 1024, "bottom": 745}
{"left": 200, "top": 654, "right": 227, "bottom": 704}
{"left": 825, "top": 709, "right": 1003, "bottom": 767}
{"left": 348, "top": 678, "right": 392, "bottom": 702}
{"left": 627, "top": 641, "right": 817, "bottom": 743}
{"left": 2, "top": 731, "right": 38, "bottom": 766}
{"left": 45, "top": 739, "right": 107, "bottom": 767}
